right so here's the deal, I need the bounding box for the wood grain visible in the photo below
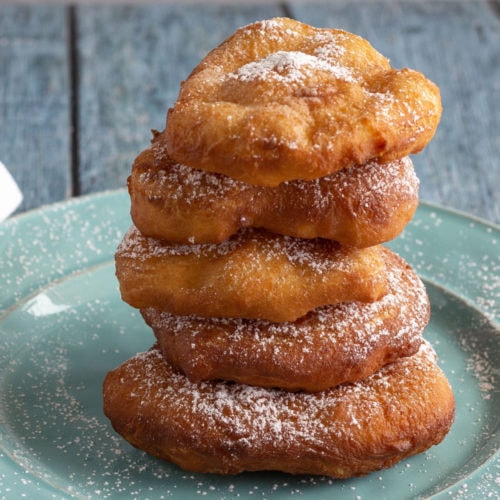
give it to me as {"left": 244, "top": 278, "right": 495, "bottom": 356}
{"left": 0, "top": 5, "right": 71, "bottom": 213}
{"left": 75, "top": 3, "right": 285, "bottom": 195}
{"left": 289, "top": 0, "right": 500, "bottom": 223}
{"left": 1, "top": 2, "right": 498, "bottom": 224}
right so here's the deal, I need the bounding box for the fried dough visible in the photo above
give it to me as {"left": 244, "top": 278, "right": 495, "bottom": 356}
{"left": 129, "top": 136, "right": 419, "bottom": 246}
{"left": 142, "top": 249, "right": 428, "bottom": 391}
{"left": 165, "top": 18, "right": 442, "bottom": 186}
{"left": 115, "top": 227, "right": 387, "bottom": 322}
{"left": 103, "top": 341, "right": 455, "bottom": 477}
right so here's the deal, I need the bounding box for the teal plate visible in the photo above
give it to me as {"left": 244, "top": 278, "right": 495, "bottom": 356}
{"left": 0, "top": 191, "right": 498, "bottom": 499}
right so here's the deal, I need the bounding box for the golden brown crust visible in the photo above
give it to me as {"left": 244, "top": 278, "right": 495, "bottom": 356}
{"left": 103, "top": 342, "right": 455, "bottom": 477}
{"left": 115, "top": 227, "right": 388, "bottom": 322}
{"left": 142, "top": 249, "right": 429, "bottom": 391}
{"left": 165, "top": 18, "right": 442, "bottom": 186}
{"left": 129, "top": 136, "right": 419, "bottom": 246}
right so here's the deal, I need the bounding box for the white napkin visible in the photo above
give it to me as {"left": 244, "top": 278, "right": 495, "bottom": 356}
{"left": 0, "top": 161, "right": 23, "bottom": 222}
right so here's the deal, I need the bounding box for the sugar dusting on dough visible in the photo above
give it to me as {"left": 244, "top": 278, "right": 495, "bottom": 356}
{"left": 242, "top": 18, "right": 302, "bottom": 42}
{"left": 142, "top": 142, "right": 418, "bottom": 219}
{"left": 145, "top": 250, "right": 428, "bottom": 372}
{"left": 312, "top": 30, "right": 350, "bottom": 60}
{"left": 168, "top": 17, "right": 442, "bottom": 185}
{"left": 117, "top": 225, "right": 364, "bottom": 276}
{"left": 229, "top": 50, "right": 357, "bottom": 84}
{"left": 228, "top": 19, "right": 360, "bottom": 85}
{"left": 148, "top": 140, "right": 249, "bottom": 204}
{"left": 119, "top": 340, "right": 439, "bottom": 452}
{"left": 283, "top": 156, "right": 419, "bottom": 214}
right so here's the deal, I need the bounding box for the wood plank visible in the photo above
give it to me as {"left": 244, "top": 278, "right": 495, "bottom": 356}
{"left": 75, "top": 4, "right": 285, "bottom": 196}
{"left": 0, "top": 5, "right": 71, "bottom": 213}
{"left": 288, "top": 0, "right": 500, "bottom": 224}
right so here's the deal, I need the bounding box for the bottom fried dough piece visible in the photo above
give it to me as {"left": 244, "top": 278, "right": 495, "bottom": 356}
{"left": 129, "top": 137, "right": 419, "bottom": 247}
{"left": 103, "top": 341, "right": 455, "bottom": 477}
{"left": 115, "top": 227, "right": 387, "bottom": 322}
{"left": 142, "top": 248, "right": 429, "bottom": 392}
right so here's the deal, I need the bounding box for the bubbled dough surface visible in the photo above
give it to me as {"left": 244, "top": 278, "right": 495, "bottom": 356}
{"left": 165, "top": 18, "right": 442, "bottom": 186}
{"left": 115, "top": 227, "right": 388, "bottom": 322}
{"left": 129, "top": 134, "right": 419, "bottom": 246}
{"left": 142, "top": 249, "right": 429, "bottom": 392}
{"left": 103, "top": 341, "right": 455, "bottom": 477}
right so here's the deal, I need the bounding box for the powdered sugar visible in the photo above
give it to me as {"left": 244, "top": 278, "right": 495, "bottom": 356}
{"left": 108, "top": 340, "right": 443, "bottom": 462}
{"left": 134, "top": 141, "right": 419, "bottom": 246}
{"left": 242, "top": 18, "right": 300, "bottom": 42}
{"left": 142, "top": 140, "right": 250, "bottom": 205}
{"left": 229, "top": 50, "right": 357, "bottom": 85}
{"left": 138, "top": 162, "right": 245, "bottom": 205}
{"left": 1, "top": 192, "right": 498, "bottom": 496}
{"left": 142, "top": 249, "right": 429, "bottom": 389}
{"left": 284, "top": 155, "right": 418, "bottom": 214}
{"left": 145, "top": 147, "right": 417, "bottom": 212}
{"left": 312, "top": 31, "right": 349, "bottom": 60}
{"left": 233, "top": 20, "right": 356, "bottom": 85}
{"left": 117, "top": 224, "right": 241, "bottom": 258}
{"left": 117, "top": 225, "right": 365, "bottom": 276}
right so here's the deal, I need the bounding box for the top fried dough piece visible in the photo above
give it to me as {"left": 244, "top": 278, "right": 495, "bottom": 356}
{"left": 165, "top": 18, "right": 442, "bottom": 186}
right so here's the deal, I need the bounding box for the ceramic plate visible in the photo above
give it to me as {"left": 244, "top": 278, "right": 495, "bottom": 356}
{"left": 0, "top": 191, "right": 498, "bottom": 499}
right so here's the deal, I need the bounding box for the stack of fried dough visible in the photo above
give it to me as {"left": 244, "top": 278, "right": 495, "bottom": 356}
{"left": 105, "top": 18, "right": 455, "bottom": 478}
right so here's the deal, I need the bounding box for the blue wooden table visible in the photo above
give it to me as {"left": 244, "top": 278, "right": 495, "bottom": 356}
{"left": 0, "top": 1, "right": 499, "bottom": 224}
